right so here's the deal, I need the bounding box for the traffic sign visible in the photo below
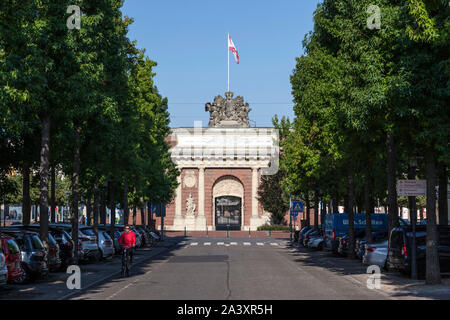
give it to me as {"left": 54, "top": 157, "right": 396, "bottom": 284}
{"left": 397, "top": 180, "right": 426, "bottom": 196}
{"left": 154, "top": 203, "right": 166, "bottom": 217}
{"left": 292, "top": 201, "right": 303, "bottom": 212}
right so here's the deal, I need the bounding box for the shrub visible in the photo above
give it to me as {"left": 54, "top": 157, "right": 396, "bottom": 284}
{"left": 257, "top": 224, "right": 290, "bottom": 231}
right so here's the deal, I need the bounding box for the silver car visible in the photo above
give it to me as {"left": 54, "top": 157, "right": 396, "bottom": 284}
{"left": 76, "top": 227, "right": 101, "bottom": 262}
{"left": 98, "top": 231, "right": 114, "bottom": 259}
{"left": 0, "top": 252, "right": 8, "bottom": 285}
{"left": 362, "top": 240, "right": 389, "bottom": 269}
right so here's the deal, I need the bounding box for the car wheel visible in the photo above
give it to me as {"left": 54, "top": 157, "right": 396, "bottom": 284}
{"left": 318, "top": 243, "right": 323, "bottom": 251}
{"left": 13, "top": 266, "right": 30, "bottom": 284}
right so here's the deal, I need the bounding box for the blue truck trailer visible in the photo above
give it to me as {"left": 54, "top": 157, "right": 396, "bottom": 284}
{"left": 323, "top": 213, "right": 389, "bottom": 254}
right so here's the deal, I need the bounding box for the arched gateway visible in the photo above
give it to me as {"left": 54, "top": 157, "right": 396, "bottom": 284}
{"left": 212, "top": 176, "right": 244, "bottom": 230}
{"left": 158, "top": 91, "right": 279, "bottom": 231}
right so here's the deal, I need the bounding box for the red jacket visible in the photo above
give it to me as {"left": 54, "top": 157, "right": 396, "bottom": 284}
{"left": 119, "top": 231, "right": 136, "bottom": 249}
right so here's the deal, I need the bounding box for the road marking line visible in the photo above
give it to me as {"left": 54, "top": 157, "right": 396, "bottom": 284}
{"left": 243, "top": 242, "right": 251, "bottom": 246}
{"left": 190, "top": 242, "right": 198, "bottom": 246}
{"left": 230, "top": 242, "right": 237, "bottom": 245}
{"left": 204, "top": 242, "right": 211, "bottom": 246}
{"left": 257, "top": 242, "right": 264, "bottom": 246}
{"left": 217, "top": 242, "right": 224, "bottom": 245}
{"left": 270, "top": 243, "right": 279, "bottom": 246}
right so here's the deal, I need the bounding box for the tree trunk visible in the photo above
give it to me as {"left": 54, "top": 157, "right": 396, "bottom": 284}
{"left": 147, "top": 201, "right": 153, "bottom": 229}
{"left": 364, "top": 165, "right": 373, "bottom": 243}
{"left": 71, "top": 129, "right": 81, "bottom": 263}
{"left": 100, "top": 189, "right": 106, "bottom": 225}
{"left": 109, "top": 180, "right": 115, "bottom": 239}
{"left": 93, "top": 178, "right": 99, "bottom": 226}
{"left": 39, "top": 114, "right": 50, "bottom": 246}
{"left": 123, "top": 176, "right": 129, "bottom": 226}
{"left": 347, "top": 162, "right": 356, "bottom": 259}
{"left": 140, "top": 197, "right": 146, "bottom": 227}
{"left": 314, "top": 189, "right": 319, "bottom": 228}
{"left": 438, "top": 165, "right": 448, "bottom": 226}
{"left": 332, "top": 185, "right": 339, "bottom": 213}
{"left": 22, "top": 163, "right": 31, "bottom": 226}
{"left": 50, "top": 166, "right": 56, "bottom": 223}
{"left": 320, "top": 196, "right": 326, "bottom": 225}
{"left": 86, "top": 197, "right": 92, "bottom": 226}
{"left": 132, "top": 204, "right": 137, "bottom": 226}
{"left": 305, "top": 191, "right": 310, "bottom": 227}
{"left": 425, "top": 150, "right": 441, "bottom": 284}
{"left": 386, "top": 132, "right": 399, "bottom": 236}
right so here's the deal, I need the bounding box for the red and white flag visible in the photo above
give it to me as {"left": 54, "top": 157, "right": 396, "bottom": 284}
{"left": 228, "top": 34, "right": 239, "bottom": 64}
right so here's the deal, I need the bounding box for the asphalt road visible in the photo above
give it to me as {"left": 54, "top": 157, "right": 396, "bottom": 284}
{"left": 69, "top": 239, "right": 391, "bottom": 300}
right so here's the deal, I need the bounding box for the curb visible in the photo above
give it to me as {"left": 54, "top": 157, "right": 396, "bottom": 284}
{"left": 58, "top": 242, "right": 177, "bottom": 300}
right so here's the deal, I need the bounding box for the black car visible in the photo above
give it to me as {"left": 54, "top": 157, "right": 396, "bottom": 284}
{"left": 12, "top": 224, "right": 74, "bottom": 269}
{"left": 387, "top": 225, "right": 450, "bottom": 278}
{"left": 338, "top": 229, "right": 366, "bottom": 256}
{"left": 1, "top": 229, "right": 48, "bottom": 283}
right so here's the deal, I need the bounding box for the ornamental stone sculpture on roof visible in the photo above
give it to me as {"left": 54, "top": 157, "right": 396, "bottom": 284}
{"left": 205, "top": 91, "right": 251, "bottom": 128}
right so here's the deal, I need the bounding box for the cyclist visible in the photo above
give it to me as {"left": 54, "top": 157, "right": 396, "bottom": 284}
{"left": 119, "top": 225, "right": 136, "bottom": 264}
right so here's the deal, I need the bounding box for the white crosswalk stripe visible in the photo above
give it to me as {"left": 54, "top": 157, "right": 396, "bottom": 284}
{"left": 243, "top": 242, "right": 251, "bottom": 246}
{"left": 230, "top": 242, "right": 237, "bottom": 245}
{"left": 256, "top": 242, "right": 264, "bottom": 246}
{"left": 270, "top": 243, "right": 279, "bottom": 246}
{"left": 217, "top": 242, "right": 224, "bottom": 245}
{"left": 191, "top": 242, "right": 198, "bottom": 246}
{"left": 204, "top": 242, "right": 211, "bottom": 246}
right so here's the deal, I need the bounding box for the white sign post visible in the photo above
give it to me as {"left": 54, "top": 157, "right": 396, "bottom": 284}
{"left": 397, "top": 180, "right": 426, "bottom": 196}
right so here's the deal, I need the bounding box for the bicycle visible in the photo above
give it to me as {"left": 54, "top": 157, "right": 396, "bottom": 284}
{"left": 121, "top": 247, "right": 131, "bottom": 277}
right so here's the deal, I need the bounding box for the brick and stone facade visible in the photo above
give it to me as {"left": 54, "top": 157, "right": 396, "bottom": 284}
{"left": 155, "top": 126, "right": 279, "bottom": 231}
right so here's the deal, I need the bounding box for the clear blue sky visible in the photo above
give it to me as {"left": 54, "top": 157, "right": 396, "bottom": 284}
{"left": 122, "top": 0, "right": 321, "bottom": 128}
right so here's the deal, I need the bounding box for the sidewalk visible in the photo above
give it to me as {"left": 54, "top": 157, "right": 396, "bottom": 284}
{"left": 291, "top": 244, "right": 450, "bottom": 300}
{"left": 0, "top": 239, "right": 179, "bottom": 300}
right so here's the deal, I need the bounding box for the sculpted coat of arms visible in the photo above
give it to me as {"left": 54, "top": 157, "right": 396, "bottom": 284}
{"left": 205, "top": 91, "right": 251, "bottom": 127}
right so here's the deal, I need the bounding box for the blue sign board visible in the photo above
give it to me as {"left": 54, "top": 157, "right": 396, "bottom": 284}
{"left": 291, "top": 201, "right": 304, "bottom": 213}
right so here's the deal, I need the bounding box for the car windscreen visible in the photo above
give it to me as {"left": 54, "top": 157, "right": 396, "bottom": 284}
{"left": 390, "top": 230, "right": 404, "bottom": 249}
{"left": 102, "top": 232, "right": 112, "bottom": 241}
{"left": 7, "top": 239, "right": 20, "bottom": 254}
{"left": 48, "top": 234, "right": 58, "bottom": 247}
{"left": 30, "top": 235, "right": 45, "bottom": 251}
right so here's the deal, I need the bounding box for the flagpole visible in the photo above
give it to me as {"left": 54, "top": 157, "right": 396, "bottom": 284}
{"left": 227, "top": 33, "right": 230, "bottom": 92}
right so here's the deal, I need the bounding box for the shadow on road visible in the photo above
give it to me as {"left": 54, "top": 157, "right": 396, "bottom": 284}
{"left": 288, "top": 245, "right": 450, "bottom": 300}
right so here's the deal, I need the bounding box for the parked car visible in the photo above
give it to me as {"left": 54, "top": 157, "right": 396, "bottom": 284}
{"left": 387, "top": 225, "right": 450, "bottom": 277}
{"left": 1, "top": 229, "right": 48, "bottom": 283}
{"left": 96, "top": 225, "right": 123, "bottom": 253}
{"left": 97, "top": 230, "right": 114, "bottom": 259}
{"left": 355, "top": 231, "right": 388, "bottom": 259}
{"left": 17, "top": 224, "right": 75, "bottom": 268}
{"left": 130, "top": 226, "right": 143, "bottom": 248}
{"left": 308, "top": 233, "right": 325, "bottom": 250}
{"left": 45, "top": 233, "right": 62, "bottom": 272}
{"left": 0, "top": 252, "right": 8, "bottom": 285}
{"left": 362, "top": 240, "right": 389, "bottom": 269}
{"left": 298, "top": 226, "right": 313, "bottom": 246}
{"left": 303, "top": 228, "right": 321, "bottom": 247}
{"left": 338, "top": 229, "right": 366, "bottom": 256}
{"left": 0, "top": 235, "right": 23, "bottom": 282}
{"left": 135, "top": 226, "right": 150, "bottom": 246}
